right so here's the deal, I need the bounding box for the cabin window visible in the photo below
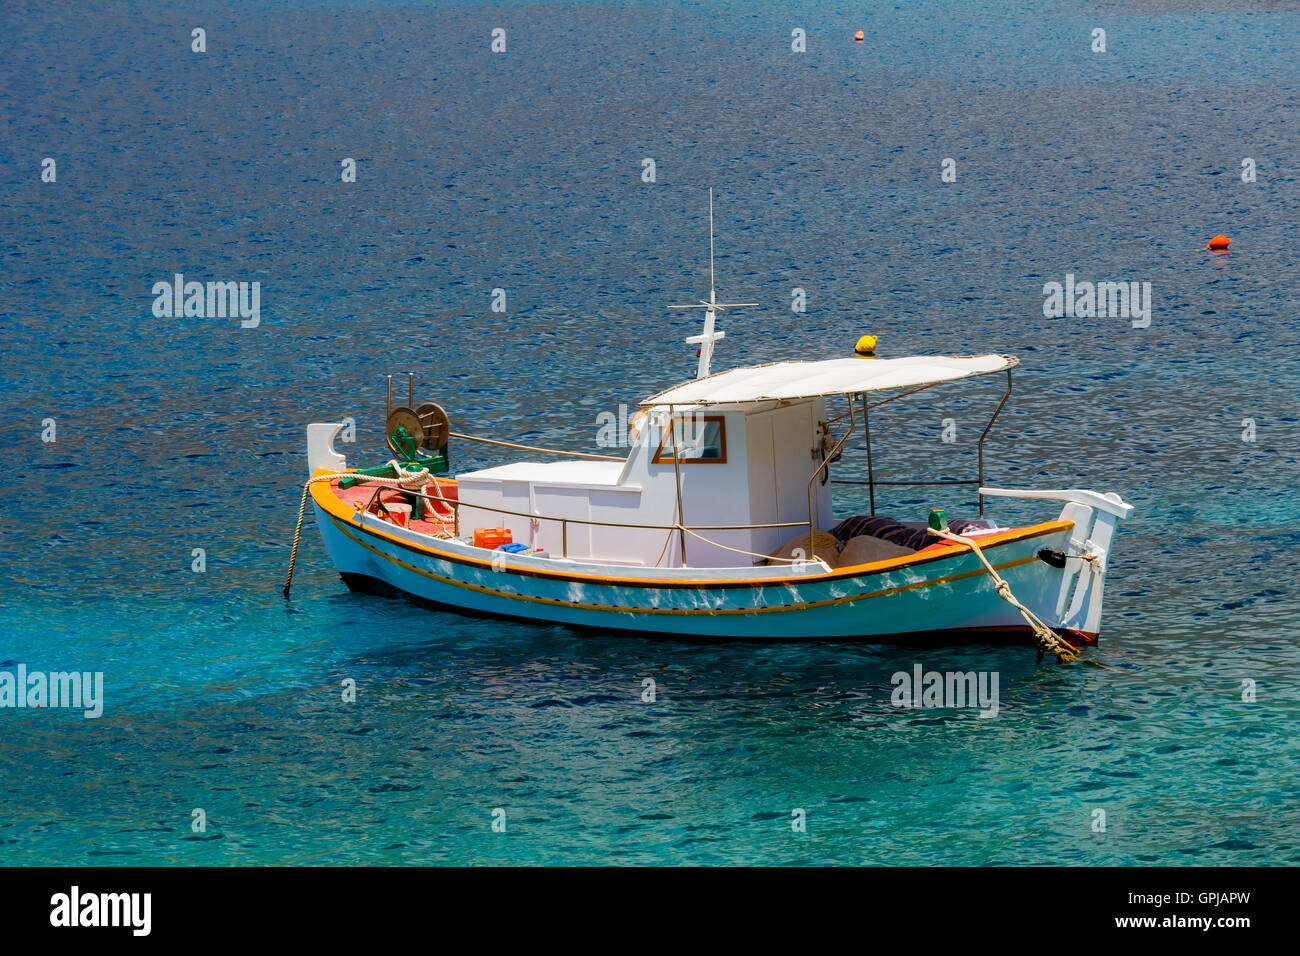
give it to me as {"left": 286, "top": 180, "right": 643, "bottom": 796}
{"left": 652, "top": 415, "right": 727, "bottom": 464}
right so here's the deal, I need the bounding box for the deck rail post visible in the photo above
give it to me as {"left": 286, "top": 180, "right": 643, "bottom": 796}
{"left": 862, "top": 398, "right": 875, "bottom": 516}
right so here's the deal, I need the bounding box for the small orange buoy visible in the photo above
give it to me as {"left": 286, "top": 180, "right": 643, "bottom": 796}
{"left": 854, "top": 30, "right": 865, "bottom": 42}
{"left": 1207, "top": 234, "right": 1232, "bottom": 250}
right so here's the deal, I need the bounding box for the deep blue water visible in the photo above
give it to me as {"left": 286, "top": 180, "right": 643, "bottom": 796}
{"left": 1, "top": 0, "right": 1298, "bottom": 864}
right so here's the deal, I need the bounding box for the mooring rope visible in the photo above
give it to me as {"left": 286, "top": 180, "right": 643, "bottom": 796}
{"left": 926, "top": 526, "right": 1101, "bottom": 665}
{"left": 282, "top": 463, "right": 431, "bottom": 598}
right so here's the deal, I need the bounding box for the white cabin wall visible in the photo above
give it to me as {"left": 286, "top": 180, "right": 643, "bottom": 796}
{"left": 674, "top": 410, "right": 754, "bottom": 567}
{"left": 614, "top": 417, "right": 692, "bottom": 565}
{"left": 587, "top": 487, "right": 669, "bottom": 566}
{"left": 621, "top": 407, "right": 756, "bottom": 568}
{"left": 455, "top": 479, "right": 533, "bottom": 545}
{"left": 771, "top": 402, "right": 814, "bottom": 528}
{"left": 613, "top": 407, "right": 776, "bottom": 567}
{"left": 531, "top": 485, "right": 592, "bottom": 557}
{"left": 744, "top": 407, "right": 780, "bottom": 556}
{"left": 744, "top": 399, "right": 834, "bottom": 554}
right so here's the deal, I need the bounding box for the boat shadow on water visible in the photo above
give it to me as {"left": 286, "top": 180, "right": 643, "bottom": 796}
{"left": 323, "top": 575, "right": 1096, "bottom": 716}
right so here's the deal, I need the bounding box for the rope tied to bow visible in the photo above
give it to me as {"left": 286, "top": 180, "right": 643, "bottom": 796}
{"left": 282, "top": 461, "right": 432, "bottom": 599}
{"left": 927, "top": 526, "right": 1091, "bottom": 665}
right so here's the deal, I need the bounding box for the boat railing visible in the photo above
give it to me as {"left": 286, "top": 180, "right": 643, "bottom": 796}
{"left": 353, "top": 482, "right": 811, "bottom": 562}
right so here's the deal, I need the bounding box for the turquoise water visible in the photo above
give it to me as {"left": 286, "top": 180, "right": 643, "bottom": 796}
{"left": 1, "top": 0, "right": 1298, "bottom": 864}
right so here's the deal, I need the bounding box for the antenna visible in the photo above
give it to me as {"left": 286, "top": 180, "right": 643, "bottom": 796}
{"left": 708, "top": 186, "right": 716, "bottom": 305}
{"left": 668, "top": 187, "right": 757, "bottom": 379}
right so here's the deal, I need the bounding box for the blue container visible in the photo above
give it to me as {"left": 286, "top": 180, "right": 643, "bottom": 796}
{"left": 496, "top": 542, "right": 529, "bottom": 554}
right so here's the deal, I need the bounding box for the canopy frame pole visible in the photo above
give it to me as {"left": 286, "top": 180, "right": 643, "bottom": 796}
{"left": 976, "top": 369, "right": 1013, "bottom": 516}
{"left": 862, "top": 396, "right": 876, "bottom": 516}
{"left": 668, "top": 405, "right": 688, "bottom": 567}
{"left": 861, "top": 381, "right": 940, "bottom": 412}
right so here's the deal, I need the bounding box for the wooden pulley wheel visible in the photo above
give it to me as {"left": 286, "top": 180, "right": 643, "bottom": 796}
{"left": 415, "top": 402, "right": 451, "bottom": 451}
{"left": 385, "top": 406, "right": 424, "bottom": 458}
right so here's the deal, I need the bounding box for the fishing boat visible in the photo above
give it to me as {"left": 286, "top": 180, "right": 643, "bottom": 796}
{"left": 285, "top": 202, "right": 1132, "bottom": 656}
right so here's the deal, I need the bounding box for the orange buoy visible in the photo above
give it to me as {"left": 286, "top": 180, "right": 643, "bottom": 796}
{"left": 854, "top": 30, "right": 865, "bottom": 42}
{"left": 1207, "top": 234, "right": 1232, "bottom": 250}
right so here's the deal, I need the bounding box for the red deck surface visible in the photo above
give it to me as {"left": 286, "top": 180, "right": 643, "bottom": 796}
{"left": 330, "top": 476, "right": 458, "bottom": 536}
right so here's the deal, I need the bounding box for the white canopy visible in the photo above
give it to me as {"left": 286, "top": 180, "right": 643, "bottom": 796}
{"left": 642, "top": 354, "right": 1017, "bottom": 407}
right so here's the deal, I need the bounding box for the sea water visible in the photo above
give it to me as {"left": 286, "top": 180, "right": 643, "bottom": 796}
{"left": 1, "top": 0, "right": 1298, "bottom": 865}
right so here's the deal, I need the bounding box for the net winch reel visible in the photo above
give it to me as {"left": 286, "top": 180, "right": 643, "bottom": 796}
{"left": 384, "top": 373, "right": 452, "bottom": 463}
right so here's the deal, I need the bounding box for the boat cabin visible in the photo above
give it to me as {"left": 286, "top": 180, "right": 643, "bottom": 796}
{"left": 453, "top": 354, "right": 1015, "bottom": 570}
